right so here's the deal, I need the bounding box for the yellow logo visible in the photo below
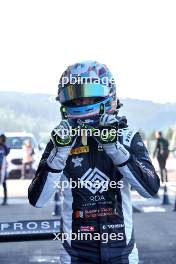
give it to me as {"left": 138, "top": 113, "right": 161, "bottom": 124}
{"left": 70, "top": 146, "right": 89, "bottom": 155}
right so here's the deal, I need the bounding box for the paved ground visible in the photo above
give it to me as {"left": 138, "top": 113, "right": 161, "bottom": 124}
{"left": 134, "top": 208, "right": 176, "bottom": 264}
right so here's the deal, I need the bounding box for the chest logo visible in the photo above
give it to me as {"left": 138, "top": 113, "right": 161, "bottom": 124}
{"left": 80, "top": 168, "right": 110, "bottom": 194}
{"left": 72, "top": 156, "right": 83, "bottom": 168}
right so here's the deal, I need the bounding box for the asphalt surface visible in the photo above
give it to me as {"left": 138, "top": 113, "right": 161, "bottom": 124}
{"left": 134, "top": 208, "right": 176, "bottom": 264}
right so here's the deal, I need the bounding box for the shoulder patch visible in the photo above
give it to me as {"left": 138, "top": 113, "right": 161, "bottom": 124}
{"left": 122, "top": 128, "right": 137, "bottom": 147}
{"left": 137, "top": 141, "right": 144, "bottom": 147}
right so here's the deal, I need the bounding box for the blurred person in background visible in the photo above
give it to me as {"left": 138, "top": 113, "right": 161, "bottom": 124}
{"left": 21, "top": 139, "right": 34, "bottom": 179}
{"left": 28, "top": 61, "right": 160, "bottom": 264}
{"left": 153, "top": 131, "right": 169, "bottom": 183}
{"left": 0, "top": 132, "right": 10, "bottom": 205}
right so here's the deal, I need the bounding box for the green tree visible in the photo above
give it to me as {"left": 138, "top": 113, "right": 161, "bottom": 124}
{"left": 166, "top": 127, "right": 174, "bottom": 140}
{"left": 148, "top": 130, "right": 156, "bottom": 141}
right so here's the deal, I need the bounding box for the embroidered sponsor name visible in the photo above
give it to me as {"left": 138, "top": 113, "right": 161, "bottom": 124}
{"left": 126, "top": 130, "right": 133, "bottom": 142}
{"left": 70, "top": 146, "right": 89, "bottom": 155}
{"left": 85, "top": 207, "right": 116, "bottom": 218}
{"left": 80, "top": 226, "right": 95, "bottom": 232}
{"left": 136, "top": 160, "right": 155, "bottom": 178}
{"left": 102, "top": 224, "right": 124, "bottom": 230}
{"left": 75, "top": 207, "right": 118, "bottom": 219}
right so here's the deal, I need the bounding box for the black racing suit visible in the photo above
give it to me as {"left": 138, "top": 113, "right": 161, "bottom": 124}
{"left": 28, "top": 127, "right": 160, "bottom": 264}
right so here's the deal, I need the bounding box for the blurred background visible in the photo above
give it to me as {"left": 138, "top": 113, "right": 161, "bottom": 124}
{"left": 0, "top": 0, "right": 176, "bottom": 263}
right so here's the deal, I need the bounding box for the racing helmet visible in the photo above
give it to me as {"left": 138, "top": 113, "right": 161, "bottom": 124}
{"left": 56, "top": 61, "right": 118, "bottom": 124}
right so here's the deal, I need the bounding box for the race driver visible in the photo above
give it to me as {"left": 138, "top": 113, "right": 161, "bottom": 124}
{"left": 28, "top": 61, "right": 160, "bottom": 264}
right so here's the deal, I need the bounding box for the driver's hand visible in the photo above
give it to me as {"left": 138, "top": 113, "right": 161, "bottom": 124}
{"left": 47, "top": 120, "right": 78, "bottom": 170}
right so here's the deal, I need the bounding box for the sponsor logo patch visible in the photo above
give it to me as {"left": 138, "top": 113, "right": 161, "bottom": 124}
{"left": 80, "top": 226, "right": 95, "bottom": 232}
{"left": 102, "top": 224, "right": 124, "bottom": 230}
{"left": 136, "top": 160, "right": 155, "bottom": 178}
{"left": 137, "top": 141, "right": 144, "bottom": 147}
{"left": 70, "top": 146, "right": 89, "bottom": 155}
{"left": 75, "top": 211, "right": 84, "bottom": 219}
{"left": 72, "top": 156, "right": 83, "bottom": 167}
{"left": 98, "top": 145, "right": 103, "bottom": 151}
{"left": 80, "top": 168, "right": 110, "bottom": 194}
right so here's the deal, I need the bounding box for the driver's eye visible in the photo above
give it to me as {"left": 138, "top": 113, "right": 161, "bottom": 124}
{"left": 63, "top": 97, "right": 102, "bottom": 107}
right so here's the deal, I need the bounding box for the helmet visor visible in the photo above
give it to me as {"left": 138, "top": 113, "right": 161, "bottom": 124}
{"left": 58, "top": 83, "right": 109, "bottom": 104}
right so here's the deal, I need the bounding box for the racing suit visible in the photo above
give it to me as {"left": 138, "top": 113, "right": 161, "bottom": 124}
{"left": 28, "top": 127, "right": 160, "bottom": 264}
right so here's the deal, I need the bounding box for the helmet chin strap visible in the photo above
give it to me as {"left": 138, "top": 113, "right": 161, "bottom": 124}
{"left": 60, "top": 105, "right": 68, "bottom": 120}
{"left": 114, "top": 99, "right": 123, "bottom": 115}
{"left": 99, "top": 103, "right": 105, "bottom": 116}
{"left": 80, "top": 104, "right": 105, "bottom": 146}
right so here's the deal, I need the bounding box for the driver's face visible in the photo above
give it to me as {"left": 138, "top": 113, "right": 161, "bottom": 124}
{"left": 72, "top": 97, "right": 96, "bottom": 106}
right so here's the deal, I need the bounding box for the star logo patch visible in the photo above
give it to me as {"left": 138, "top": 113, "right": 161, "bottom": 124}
{"left": 72, "top": 156, "right": 83, "bottom": 168}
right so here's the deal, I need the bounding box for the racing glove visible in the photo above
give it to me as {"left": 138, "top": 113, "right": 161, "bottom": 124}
{"left": 98, "top": 113, "right": 130, "bottom": 166}
{"left": 47, "top": 120, "right": 78, "bottom": 171}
